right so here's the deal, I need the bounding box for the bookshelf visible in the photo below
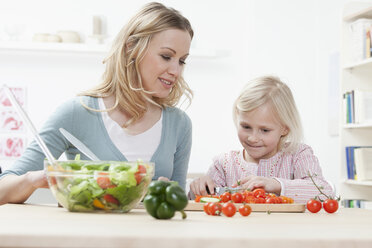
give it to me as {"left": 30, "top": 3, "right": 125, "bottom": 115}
{"left": 340, "top": 2, "right": 372, "bottom": 202}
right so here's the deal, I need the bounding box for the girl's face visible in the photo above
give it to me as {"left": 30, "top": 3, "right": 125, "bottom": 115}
{"left": 237, "top": 103, "right": 288, "bottom": 163}
{"left": 138, "top": 28, "right": 191, "bottom": 99}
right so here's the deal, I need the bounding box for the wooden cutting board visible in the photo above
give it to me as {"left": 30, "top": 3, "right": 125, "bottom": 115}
{"left": 186, "top": 201, "right": 306, "bottom": 213}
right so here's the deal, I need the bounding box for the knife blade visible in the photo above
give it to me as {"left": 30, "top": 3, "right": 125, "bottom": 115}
{"left": 59, "top": 128, "right": 100, "bottom": 161}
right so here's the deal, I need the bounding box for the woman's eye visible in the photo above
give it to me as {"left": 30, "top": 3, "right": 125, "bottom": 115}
{"left": 161, "top": 55, "right": 171, "bottom": 61}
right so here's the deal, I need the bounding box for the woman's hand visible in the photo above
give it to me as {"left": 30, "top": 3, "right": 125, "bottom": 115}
{"left": 0, "top": 170, "right": 49, "bottom": 205}
{"left": 232, "top": 176, "right": 281, "bottom": 195}
{"left": 190, "top": 175, "right": 215, "bottom": 196}
{"left": 26, "top": 170, "right": 49, "bottom": 189}
{"left": 157, "top": 176, "right": 170, "bottom": 182}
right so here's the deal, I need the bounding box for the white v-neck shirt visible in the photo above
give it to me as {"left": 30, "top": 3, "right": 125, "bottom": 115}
{"left": 98, "top": 98, "right": 162, "bottom": 162}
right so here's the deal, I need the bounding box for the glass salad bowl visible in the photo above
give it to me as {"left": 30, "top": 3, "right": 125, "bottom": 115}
{"left": 45, "top": 160, "right": 154, "bottom": 213}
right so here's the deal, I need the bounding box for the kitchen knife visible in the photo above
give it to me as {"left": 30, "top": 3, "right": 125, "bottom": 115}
{"left": 59, "top": 128, "right": 100, "bottom": 161}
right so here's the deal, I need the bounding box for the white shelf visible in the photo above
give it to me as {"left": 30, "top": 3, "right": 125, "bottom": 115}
{"left": 344, "top": 123, "right": 372, "bottom": 129}
{"left": 0, "top": 41, "right": 228, "bottom": 58}
{"left": 345, "top": 180, "right": 372, "bottom": 187}
{"left": 343, "top": 57, "right": 372, "bottom": 70}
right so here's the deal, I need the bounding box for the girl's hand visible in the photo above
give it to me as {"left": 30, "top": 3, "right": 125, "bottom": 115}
{"left": 190, "top": 175, "right": 215, "bottom": 196}
{"left": 232, "top": 176, "right": 281, "bottom": 195}
{"left": 157, "top": 176, "right": 170, "bottom": 182}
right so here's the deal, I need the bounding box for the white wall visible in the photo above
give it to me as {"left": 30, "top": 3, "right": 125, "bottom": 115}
{"left": 1, "top": 0, "right": 365, "bottom": 199}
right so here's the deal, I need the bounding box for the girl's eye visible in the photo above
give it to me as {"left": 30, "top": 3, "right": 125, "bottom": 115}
{"left": 179, "top": 60, "right": 186, "bottom": 65}
{"left": 262, "top": 129, "right": 270, "bottom": 133}
{"left": 242, "top": 125, "right": 251, "bottom": 129}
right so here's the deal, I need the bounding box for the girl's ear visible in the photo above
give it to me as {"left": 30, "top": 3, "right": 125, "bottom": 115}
{"left": 281, "top": 127, "right": 289, "bottom": 136}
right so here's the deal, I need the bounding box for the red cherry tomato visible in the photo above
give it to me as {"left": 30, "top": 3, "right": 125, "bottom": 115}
{"left": 323, "top": 199, "right": 339, "bottom": 213}
{"left": 231, "top": 192, "right": 243, "bottom": 203}
{"left": 208, "top": 202, "right": 222, "bottom": 216}
{"left": 255, "top": 197, "right": 266, "bottom": 204}
{"left": 307, "top": 199, "right": 322, "bottom": 213}
{"left": 222, "top": 202, "right": 236, "bottom": 217}
{"left": 97, "top": 177, "right": 111, "bottom": 189}
{"left": 265, "top": 197, "right": 277, "bottom": 204}
{"left": 238, "top": 204, "right": 252, "bottom": 216}
{"left": 203, "top": 202, "right": 212, "bottom": 215}
{"left": 103, "top": 194, "right": 119, "bottom": 205}
{"left": 253, "top": 188, "right": 266, "bottom": 198}
{"left": 220, "top": 192, "right": 231, "bottom": 203}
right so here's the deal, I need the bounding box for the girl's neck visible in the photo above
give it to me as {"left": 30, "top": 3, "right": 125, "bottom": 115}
{"left": 243, "top": 148, "right": 280, "bottom": 164}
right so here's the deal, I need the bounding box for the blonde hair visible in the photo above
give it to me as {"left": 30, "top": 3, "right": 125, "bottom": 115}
{"left": 79, "top": 2, "right": 193, "bottom": 127}
{"left": 233, "top": 76, "right": 303, "bottom": 153}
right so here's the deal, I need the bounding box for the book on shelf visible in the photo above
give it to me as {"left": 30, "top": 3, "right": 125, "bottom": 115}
{"left": 342, "top": 199, "right": 372, "bottom": 210}
{"left": 354, "top": 147, "right": 372, "bottom": 181}
{"left": 343, "top": 90, "right": 372, "bottom": 124}
{"left": 345, "top": 146, "right": 359, "bottom": 180}
{"left": 350, "top": 18, "right": 372, "bottom": 62}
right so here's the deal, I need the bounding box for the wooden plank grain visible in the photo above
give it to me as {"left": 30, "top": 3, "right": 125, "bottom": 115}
{"left": 185, "top": 201, "right": 306, "bottom": 213}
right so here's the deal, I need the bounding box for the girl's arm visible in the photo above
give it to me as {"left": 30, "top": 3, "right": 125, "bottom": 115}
{"left": 276, "top": 145, "right": 335, "bottom": 203}
{"left": 0, "top": 171, "right": 48, "bottom": 205}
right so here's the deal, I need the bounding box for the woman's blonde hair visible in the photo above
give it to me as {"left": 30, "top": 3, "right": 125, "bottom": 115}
{"left": 233, "top": 76, "right": 303, "bottom": 153}
{"left": 80, "top": 2, "right": 194, "bottom": 127}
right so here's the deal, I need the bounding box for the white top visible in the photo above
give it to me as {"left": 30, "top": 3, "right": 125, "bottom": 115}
{"left": 98, "top": 98, "right": 162, "bottom": 162}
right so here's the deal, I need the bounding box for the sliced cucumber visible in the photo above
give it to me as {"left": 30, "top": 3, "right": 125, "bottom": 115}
{"left": 199, "top": 197, "right": 221, "bottom": 203}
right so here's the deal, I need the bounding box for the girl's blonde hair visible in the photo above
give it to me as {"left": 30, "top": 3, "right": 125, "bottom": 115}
{"left": 233, "top": 76, "right": 303, "bottom": 153}
{"left": 79, "top": 2, "right": 194, "bottom": 127}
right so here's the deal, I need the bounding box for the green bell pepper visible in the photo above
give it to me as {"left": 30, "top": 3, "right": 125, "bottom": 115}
{"left": 143, "top": 181, "right": 188, "bottom": 219}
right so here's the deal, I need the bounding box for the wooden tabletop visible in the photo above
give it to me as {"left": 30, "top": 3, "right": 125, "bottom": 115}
{"left": 1, "top": 203, "right": 372, "bottom": 248}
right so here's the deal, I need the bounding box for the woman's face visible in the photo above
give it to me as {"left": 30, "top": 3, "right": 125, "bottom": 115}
{"left": 138, "top": 28, "right": 191, "bottom": 99}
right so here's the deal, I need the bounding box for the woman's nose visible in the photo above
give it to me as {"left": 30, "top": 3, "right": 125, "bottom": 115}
{"left": 168, "top": 61, "right": 181, "bottom": 77}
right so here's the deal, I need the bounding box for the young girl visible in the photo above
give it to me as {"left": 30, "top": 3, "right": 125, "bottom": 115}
{"left": 190, "top": 76, "right": 334, "bottom": 203}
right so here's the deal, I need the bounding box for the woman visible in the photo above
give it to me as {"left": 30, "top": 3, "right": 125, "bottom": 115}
{"left": 0, "top": 2, "right": 193, "bottom": 205}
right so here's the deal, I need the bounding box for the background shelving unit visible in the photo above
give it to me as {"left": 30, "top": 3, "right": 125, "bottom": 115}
{"left": 0, "top": 41, "right": 228, "bottom": 58}
{"left": 340, "top": 2, "right": 372, "bottom": 201}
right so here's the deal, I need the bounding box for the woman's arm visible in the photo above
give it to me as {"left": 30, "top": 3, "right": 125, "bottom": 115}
{"left": 0, "top": 171, "right": 48, "bottom": 205}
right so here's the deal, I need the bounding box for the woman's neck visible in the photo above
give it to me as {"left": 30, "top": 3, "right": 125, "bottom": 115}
{"left": 103, "top": 95, "right": 162, "bottom": 135}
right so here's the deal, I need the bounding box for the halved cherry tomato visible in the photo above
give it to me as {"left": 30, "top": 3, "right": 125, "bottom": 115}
{"left": 253, "top": 188, "right": 266, "bottom": 198}
{"left": 231, "top": 192, "right": 243, "bottom": 203}
{"left": 208, "top": 202, "right": 222, "bottom": 216}
{"left": 97, "top": 177, "right": 111, "bottom": 189}
{"left": 307, "top": 199, "right": 322, "bottom": 213}
{"left": 104, "top": 194, "right": 119, "bottom": 205}
{"left": 239, "top": 204, "right": 252, "bottom": 216}
{"left": 220, "top": 192, "right": 231, "bottom": 203}
{"left": 134, "top": 164, "right": 147, "bottom": 185}
{"left": 222, "top": 202, "right": 236, "bottom": 217}
{"left": 255, "top": 197, "right": 266, "bottom": 204}
{"left": 194, "top": 195, "right": 203, "bottom": 203}
{"left": 323, "top": 199, "right": 338, "bottom": 213}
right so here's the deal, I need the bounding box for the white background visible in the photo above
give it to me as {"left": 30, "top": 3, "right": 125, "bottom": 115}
{"left": 1, "top": 0, "right": 370, "bottom": 201}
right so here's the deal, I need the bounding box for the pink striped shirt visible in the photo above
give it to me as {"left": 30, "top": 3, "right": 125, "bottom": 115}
{"left": 206, "top": 144, "right": 335, "bottom": 204}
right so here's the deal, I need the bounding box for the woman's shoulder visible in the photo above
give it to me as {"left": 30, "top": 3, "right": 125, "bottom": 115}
{"left": 164, "top": 107, "right": 191, "bottom": 126}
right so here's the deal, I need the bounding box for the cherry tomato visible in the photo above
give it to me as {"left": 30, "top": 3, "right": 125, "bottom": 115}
{"left": 265, "top": 197, "right": 277, "bottom": 204}
{"left": 231, "top": 192, "right": 243, "bottom": 203}
{"left": 208, "top": 202, "right": 222, "bottom": 216}
{"left": 97, "top": 177, "right": 111, "bottom": 189}
{"left": 279, "top": 196, "right": 289, "bottom": 203}
{"left": 253, "top": 188, "right": 266, "bottom": 198}
{"left": 103, "top": 194, "right": 119, "bottom": 205}
{"left": 307, "top": 199, "right": 322, "bottom": 213}
{"left": 222, "top": 202, "right": 236, "bottom": 217}
{"left": 203, "top": 202, "right": 212, "bottom": 215}
{"left": 220, "top": 192, "right": 231, "bottom": 203}
{"left": 255, "top": 197, "right": 266, "bottom": 204}
{"left": 239, "top": 204, "right": 252, "bottom": 216}
{"left": 323, "top": 199, "right": 339, "bottom": 213}
{"left": 245, "top": 196, "right": 255, "bottom": 204}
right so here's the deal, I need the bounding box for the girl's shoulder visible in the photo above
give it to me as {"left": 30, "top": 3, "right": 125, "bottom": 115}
{"left": 213, "top": 150, "right": 243, "bottom": 164}
{"left": 282, "top": 143, "right": 315, "bottom": 159}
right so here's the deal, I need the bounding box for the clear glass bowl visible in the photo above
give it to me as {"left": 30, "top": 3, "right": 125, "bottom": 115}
{"left": 45, "top": 160, "right": 154, "bottom": 213}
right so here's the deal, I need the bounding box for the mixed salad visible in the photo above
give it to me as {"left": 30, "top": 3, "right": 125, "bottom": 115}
{"left": 45, "top": 160, "right": 154, "bottom": 212}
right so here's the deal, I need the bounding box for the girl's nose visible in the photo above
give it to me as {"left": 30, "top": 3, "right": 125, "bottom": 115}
{"left": 247, "top": 134, "right": 259, "bottom": 143}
